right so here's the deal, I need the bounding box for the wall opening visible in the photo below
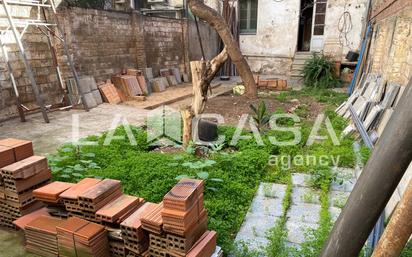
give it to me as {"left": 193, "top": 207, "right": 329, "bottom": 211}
{"left": 297, "top": 0, "right": 313, "bottom": 51}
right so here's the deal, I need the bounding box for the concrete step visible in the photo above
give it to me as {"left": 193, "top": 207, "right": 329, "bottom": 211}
{"left": 292, "top": 59, "right": 307, "bottom": 65}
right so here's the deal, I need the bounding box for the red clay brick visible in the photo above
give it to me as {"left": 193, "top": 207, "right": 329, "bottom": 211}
{"left": 0, "top": 138, "right": 33, "bottom": 161}
{"left": 0, "top": 146, "right": 15, "bottom": 168}
{"left": 186, "top": 231, "right": 217, "bottom": 257}
{"left": 1, "top": 156, "right": 48, "bottom": 179}
{"left": 96, "top": 194, "right": 141, "bottom": 223}
{"left": 33, "top": 181, "right": 74, "bottom": 203}
{"left": 60, "top": 178, "right": 101, "bottom": 200}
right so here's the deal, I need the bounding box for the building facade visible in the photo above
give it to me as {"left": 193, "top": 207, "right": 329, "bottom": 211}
{"left": 237, "top": 0, "right": 369, "bottom": 76}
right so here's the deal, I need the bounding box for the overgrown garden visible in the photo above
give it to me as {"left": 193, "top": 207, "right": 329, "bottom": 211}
{"left": 47, "top": 88, "right": 371, "bottom": 255}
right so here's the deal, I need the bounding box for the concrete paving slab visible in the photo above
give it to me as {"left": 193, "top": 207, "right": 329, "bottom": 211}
{"left": 287, "top": 203, "right": 321, "bottom": 224}
{"left": 329, "top": 190, "right": 350, "bottom": 209}
{"left": 0, "top": 104, "right": 148, "bottom": 155}
{"left": 291, "top": 187, "right": 320, "bottom": 205}
{"left": 235, "top": 183, "right": 286, "bottom": 251}
{"left": 285, "top": 221, "right": 318, "bottom": 244}
{"left": 291, "top": 173, "right": 311, "bottom": 187}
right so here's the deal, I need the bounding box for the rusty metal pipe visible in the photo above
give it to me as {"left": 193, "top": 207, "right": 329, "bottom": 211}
{"left": 371, "top": 180, "right": 412, "bottom": 257}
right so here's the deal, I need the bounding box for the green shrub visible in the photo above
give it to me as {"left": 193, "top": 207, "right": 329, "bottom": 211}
{"left": 302, "top": 54, "right": 340, "bottom": 89}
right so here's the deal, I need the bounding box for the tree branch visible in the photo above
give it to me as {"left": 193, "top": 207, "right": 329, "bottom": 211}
{"left": 188, "top": 0, "right": 257, "bottom": 98}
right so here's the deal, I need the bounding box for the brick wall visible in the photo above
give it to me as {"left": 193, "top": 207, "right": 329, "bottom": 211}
{"left": 58, "top": 8, "right": 142, "bottom": 83}
{"left": 143, "top": 17, "right": 187, "bottom": 76}
{"left": 367, "top": 2, "right": 412, "bottom": 86}
{"left": 0, "top": 7, "right": 219, "bottom": 121}
{"left": 0, "top": 5, "right": 62, "bottom": 119}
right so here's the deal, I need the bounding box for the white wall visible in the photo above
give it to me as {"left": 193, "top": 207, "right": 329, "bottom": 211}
{"left": 323, "top": 0, "right": 369, "bottom": 58}
{"left": 239, "top": 0, "right": 301, "bottom": 58}
{"left": 238, "top": 0, "right": 368, "bottom": 75}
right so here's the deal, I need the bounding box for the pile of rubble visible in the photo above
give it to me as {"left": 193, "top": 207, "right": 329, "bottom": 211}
{"left": 0, "top": 138, "right": 221, "bottom": 257}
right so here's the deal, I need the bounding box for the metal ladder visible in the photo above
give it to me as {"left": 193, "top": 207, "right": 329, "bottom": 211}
{"left": 0, "top": 0, "right": 88, "bottom": 123}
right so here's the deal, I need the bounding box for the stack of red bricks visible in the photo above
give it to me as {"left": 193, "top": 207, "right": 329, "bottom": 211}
{"left": 0, "top": 138, "right": 51, "bottom": 228}
{"left": 161, "top": 179, "right": 216, "bottom": 257}
{"left": 1, "top": 138, "right": 219, "bottom": 257}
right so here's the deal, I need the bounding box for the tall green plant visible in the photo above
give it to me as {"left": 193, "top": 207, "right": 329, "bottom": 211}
{"left": 250, "top": 101, "right": 270, "bottom": 132}
{"left": 302, "top": 54, "right": 339, "bottom": 89}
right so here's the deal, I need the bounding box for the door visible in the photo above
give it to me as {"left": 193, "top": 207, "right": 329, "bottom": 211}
{"left": 310, "top": 0, "right": 327, "bottom": 51}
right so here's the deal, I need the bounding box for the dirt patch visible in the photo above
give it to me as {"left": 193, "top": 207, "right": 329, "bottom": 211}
{"left": 203, "top": 91, "right": 324, "bottom": 126}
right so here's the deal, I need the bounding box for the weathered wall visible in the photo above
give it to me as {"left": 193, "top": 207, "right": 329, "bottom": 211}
{"left": 143, "top": 17, "right": 187, "bottom": 76}
{"left": 366, "top": 0, "right": 412, "bottom": 218}
{"left": 59, "top": 8, "right": 142, "bottom": 82}
{"left": 0, "top": 5, "right": 62, "bottom": 120}
{"left": 323, "top": 0, "right": 368, "bottom": 58}
{"left": 188, "top": 19, "right": 219, "bottom": 62}
{"left": 239, "top": 0, "right": 300, "bottom": 76}
{"left": 0, "top": 7, "right": 219, "bottom": 121}
{"left": 238, "top": 0, "right": 368, "bottom": 75}
{"left": 367, "top": 5, "right": 412, "bottom": 86}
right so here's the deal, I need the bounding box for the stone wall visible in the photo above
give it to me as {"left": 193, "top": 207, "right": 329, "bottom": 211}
{"left": 367, "top": 5, "right": 412, "bottom": 86}
{"left": 0, "top": 7, "right": 219, "bottom": 121}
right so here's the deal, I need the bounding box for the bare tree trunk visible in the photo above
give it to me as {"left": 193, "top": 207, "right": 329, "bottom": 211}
{"left": 188, "top": 0, "right": 257, "bottom": 98}
{"left": 181, "top": 48, "right": 228, "bottom": 147}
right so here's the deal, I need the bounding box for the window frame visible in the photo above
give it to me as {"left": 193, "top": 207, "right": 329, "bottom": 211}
{"left": 239, "top": 0, "right": 258, "bottom": 35}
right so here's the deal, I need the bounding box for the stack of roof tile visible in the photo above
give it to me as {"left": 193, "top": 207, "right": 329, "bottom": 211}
{"left": 121, "top": 202, "right": 158, "bottom": 255}
{"left": 73, "top": 221, "right": 110, "bottom": 257}
{"left": 56, "top": 217, "right": 89, "bottom": 257}
{"left": 55, "top": 216, "right": 110, "bottom": 257}
{"left": 25, "top": 215, "right": 65, "bottom": 257}
{"left": 160, "top": 179, "right": 209, "bottom": 256}
{"left": 95, "top": 194, "right": 143, "bottom": 224}
{"left": 78, "top": 179, "right": 122, "bottom": 213}
{"left": 141, "top": 202, "right": 164, "bottom": 234}
{"left": 162, "top": 179, "right": 206, "bottom": 232}
{"left": 186, "top": 231, "right": 217, "bottom": 257}
{"left": 33, "top": 181, "right": 74, "bottom": 217}
{"left": 0, "top": 139, "right": 51, "bottom": 228}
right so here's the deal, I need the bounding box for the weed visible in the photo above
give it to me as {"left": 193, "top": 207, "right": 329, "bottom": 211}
{"left": 250, "top": 100, "right": 271, "bottom": 132}
{"left": 302, "top": 53, "right": 340, "bottom": 89}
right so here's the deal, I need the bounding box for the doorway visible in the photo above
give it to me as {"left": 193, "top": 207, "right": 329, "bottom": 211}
{"left": 297, "top": 0, "right": 313, "bottom": 52}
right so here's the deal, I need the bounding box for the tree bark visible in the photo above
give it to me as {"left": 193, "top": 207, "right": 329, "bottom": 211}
{"left": 181, "top": 48, "right": 228, "bottom": 147}
{"left": 188, "top": 0, "right": 257, "bottom": 98}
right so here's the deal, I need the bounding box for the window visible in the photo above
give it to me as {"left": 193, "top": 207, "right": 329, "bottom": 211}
{"left": 240, "top": 0, "right": 258, "bottom": 34}
{"left": 313, "top": 0, "right": 327, "bottom": 35}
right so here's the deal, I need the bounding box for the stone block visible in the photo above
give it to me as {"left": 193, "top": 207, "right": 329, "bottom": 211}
{"left": 83, "top": 92, "right": 98, "bottom": 109}
{"left": 92, "top": 90, "right": 103, "bottom": 105}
